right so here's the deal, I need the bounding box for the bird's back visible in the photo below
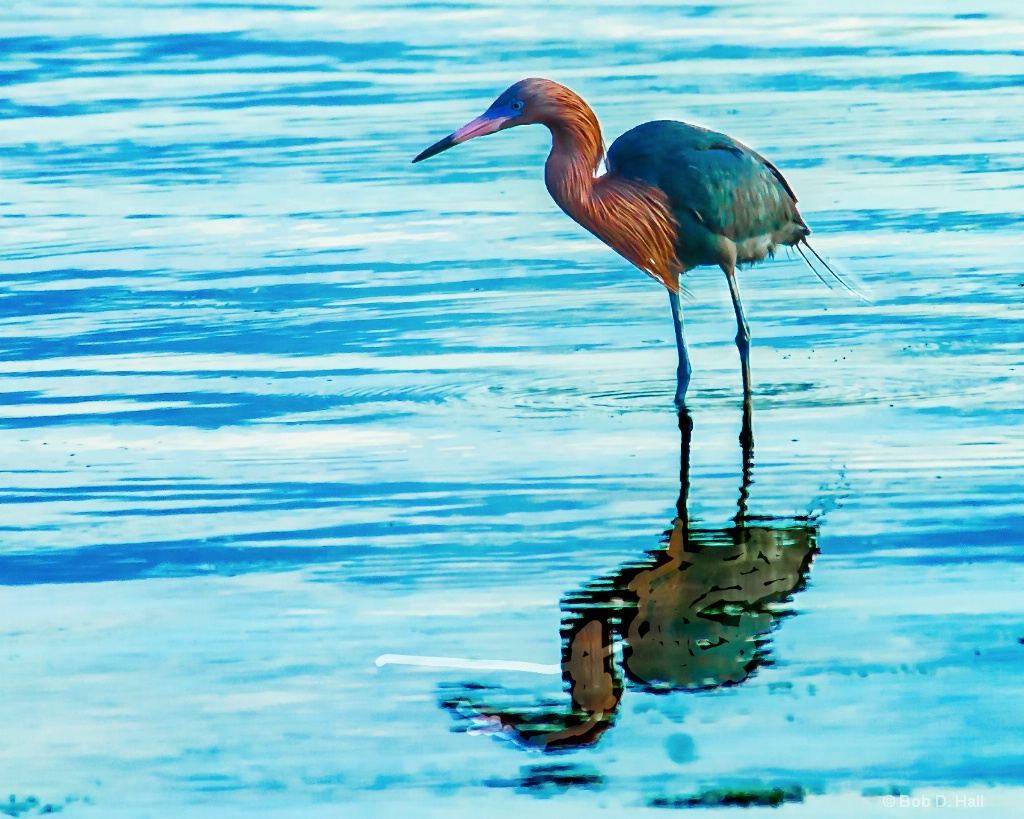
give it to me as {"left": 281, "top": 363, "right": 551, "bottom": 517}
{"left": 606, "top": 121, "right": 808, "bottom": 270}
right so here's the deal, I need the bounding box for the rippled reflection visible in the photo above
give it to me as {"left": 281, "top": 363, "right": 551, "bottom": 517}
{"left": 442, "top": 409, "right": 818, "bottom": 750}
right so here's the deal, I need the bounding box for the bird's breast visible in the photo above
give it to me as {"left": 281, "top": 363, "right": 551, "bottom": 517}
{"left": 544, "top": 152, "right": 683, "bottom": 292}
{"left": 585, "top": 176, "right": 682, "bottom": 291}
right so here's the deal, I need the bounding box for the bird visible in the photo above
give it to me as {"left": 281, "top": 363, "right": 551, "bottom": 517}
{"left": 413, "top": 78, "right": 850, "bottom": 407}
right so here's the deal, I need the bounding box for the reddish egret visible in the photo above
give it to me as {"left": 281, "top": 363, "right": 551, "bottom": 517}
{"left": 413, "top": 78, "right": 848, "bottom": 407}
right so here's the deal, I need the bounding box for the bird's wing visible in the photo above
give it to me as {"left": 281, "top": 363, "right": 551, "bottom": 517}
{"left": 607, "top": 121, "right": 804, "bottom": 245}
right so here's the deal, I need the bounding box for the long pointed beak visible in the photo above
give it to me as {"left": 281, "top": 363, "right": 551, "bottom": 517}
{"left": 412, "top": 113, "right": 510, "bottom": 163}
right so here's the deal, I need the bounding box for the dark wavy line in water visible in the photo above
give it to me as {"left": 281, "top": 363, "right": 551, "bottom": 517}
{"left": 2, "top": 475, "right": 607, "bottom": 514}
{"left": 840, "top": 154, "right": 1024, "bottom": 174}
{"left": 3, "top": 517, "right": 1021, "bottom": 588}
{"left": 0, "top": 496, "right": 623, "bottom": 588}
{"left": 5, "top": 136, "right": 1022, "bottom": 183}
{"left": 753, "top": 70, "right": 1024, "bottom": 93}
{"left": 5, "top": 473, "right": 608, "bottom": 498}
{"left": 0, "top": 284, "right": 373, "bottom": 319}
{"left": 0, "top": 318, "right": 543, "bottom": 360}
{"left": 0, "top": 537, "right": 387, "bottom": 586}
{"left": 175, "top": 1, "right": 322, "bottom": 11}
{"left": 4, "top": 32, "right": 1020, "bottom": 70}
{"left": 0, "top": 92, "right": 390, "bottom": 121}
{"left": 810, "top": 209, "right": 1024, "bottom": 233}
{"left": 0, "top": 33, "right": 416, "bottom": 67}
{"left": 0, "top": 390, "right": 431, "bottom": 428}
{"left": 0, "top": 378, "right": 749, "bottom": 426}
{"left": 0, "top": 136, "right": 346, "bottom": 181}
{"left": 5, "top": 72, "right": 1021, "bottom": 123}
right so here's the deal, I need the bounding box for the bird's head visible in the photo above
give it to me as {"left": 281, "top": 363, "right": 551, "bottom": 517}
{"left": 412, "top": 78, "right": 557, "bottom": 164}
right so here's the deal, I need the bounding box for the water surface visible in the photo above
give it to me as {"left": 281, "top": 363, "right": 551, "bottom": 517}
{"left": 1, "top": 1, "right": 1023, "bottom": 816}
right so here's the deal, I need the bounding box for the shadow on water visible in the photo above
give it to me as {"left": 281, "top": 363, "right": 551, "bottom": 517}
{"left": 441, "top": 408, "right": 818, "bottom": 752}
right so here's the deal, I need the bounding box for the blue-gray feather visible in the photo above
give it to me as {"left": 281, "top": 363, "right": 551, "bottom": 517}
{"left": 606, "top": 121, "right": 808, "bottom": 269}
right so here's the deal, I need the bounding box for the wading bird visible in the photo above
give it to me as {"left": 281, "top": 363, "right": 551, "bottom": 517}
{"left": 413, "top": 78, "right": 848, "bottom": 407}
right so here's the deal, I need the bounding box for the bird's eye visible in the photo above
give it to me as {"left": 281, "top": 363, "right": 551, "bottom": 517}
{"left": 511, "top": 100, "right": 524, "bottom": 111}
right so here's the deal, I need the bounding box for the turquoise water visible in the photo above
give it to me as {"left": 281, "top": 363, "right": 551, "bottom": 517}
{"left": 1, "top": 1, "right": 1022, "bottom": 816}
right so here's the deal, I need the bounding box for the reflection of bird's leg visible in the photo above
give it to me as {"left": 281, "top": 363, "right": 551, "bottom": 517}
{"left": 668, "top": 290, "right": 692, "bottom": 407}
{"left": 741, "top": 391, "right": 754, "bottom": 448}
{"left": 740, "top": 386, "right": 754, "bottom": 469}
{"left": 737, "top": 415, "right": 753, "bottom": 524}
{"left": 722, "top": 262, "right": 751, "bottom": 399}
{"left": 676, "top": 406, "right": 693, "bottom": 524}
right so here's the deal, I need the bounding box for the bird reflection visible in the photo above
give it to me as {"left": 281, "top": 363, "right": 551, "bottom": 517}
{"left": 441, "top": 409, "right": 818, "bottom": 751}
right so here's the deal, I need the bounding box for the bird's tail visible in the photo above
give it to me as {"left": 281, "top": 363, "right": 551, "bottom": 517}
{"left": 796, "top": 239, "right": 871, "bottom": 303}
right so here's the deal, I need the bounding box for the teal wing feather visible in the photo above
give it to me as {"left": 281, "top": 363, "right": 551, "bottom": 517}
{"left": 606, "top": 121, "right": 807, "bottom": 266}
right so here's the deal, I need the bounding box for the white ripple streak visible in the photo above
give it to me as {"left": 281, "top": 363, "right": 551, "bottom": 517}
{"left": 375, "top": 653, "right": 560, "bottom": 675}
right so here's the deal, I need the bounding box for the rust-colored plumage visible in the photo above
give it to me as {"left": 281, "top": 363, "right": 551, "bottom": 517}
{"left": 513, "top": 80, "right": 683, "bottom": 292}
{"left": 585, "top": 176, "right": 682, "bottom": 293}
{"left": 413, "top": 78, "right": 848, "bottom": 409}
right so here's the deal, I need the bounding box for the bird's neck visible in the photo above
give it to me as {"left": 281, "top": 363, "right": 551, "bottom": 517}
{"left": 540, "top": 89, "right": 604, "bottom": 224}
{"left": 544, "top": 129, "right": 603, "bottom": 225}
{"left": 542, "top": 105, "right": 681, "bottom": 293}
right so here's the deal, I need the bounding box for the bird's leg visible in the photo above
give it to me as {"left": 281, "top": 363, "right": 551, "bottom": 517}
{"left": 722, "top": 264, "right": 751, "bottom": 400}
{"left": 668, "top": 290, "right": 691, "bottom": 407}
{"left": 723, "top": 263, "right": 755, "bottom": 453}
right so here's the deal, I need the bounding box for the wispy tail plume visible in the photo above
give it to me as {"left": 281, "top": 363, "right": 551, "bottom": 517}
{"left": 796, "top": 240, "right": 871, "bottom": 303}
